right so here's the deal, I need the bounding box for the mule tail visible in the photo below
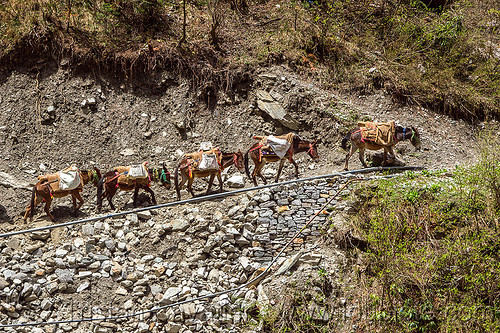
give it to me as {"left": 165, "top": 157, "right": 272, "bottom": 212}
{"left": 174, "top": 165, "right": 181, "bottom": 201}
{"left": 96, "top": 176, "right": 106, "bottom": 212}
{"left": 341, "top": 130, "right": 354, "bottom": 151}
{"left": 244, "top": 150, "right": 251, "bottom": 179}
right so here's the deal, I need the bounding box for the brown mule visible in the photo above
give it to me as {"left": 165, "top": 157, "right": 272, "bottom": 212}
{"left": 341, "top": 124, "right": 421, "bottom": 170}
{"left": 24, "top": 167, "right": 102, "bottom": 221}
{"left": 174, "top": 149, "right": 245, "bottom": 200}
{"left": 244, "top": 134, "right": 320, "bottom": 186}
{"left": 96, "top": 163, "right": 171, "bottom": 212}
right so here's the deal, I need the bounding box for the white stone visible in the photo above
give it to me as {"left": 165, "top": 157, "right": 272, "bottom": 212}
{"left": 137, "top": 322, "right": 149, "bottom": 333}
{"left": 180, "top": 303, "right": 197, "bottom": 316}
{"left": 73, "top": 238, "right": 84, "bottom": 248}
{"left": 227, "top": 175, "right": 245, "bottom": 188}
{"left": 120, "top": 148, "right": 135, "bottom": 156}
{"left": 160, "top": 287, "right": 182, "bottom": 305}
{"left": 219, "top": 294, "right": 230, "bottom": 307}
{"left": 239, "top": 257, "right": 251, "bottom": 270}
{"left": 78, "top": 271, "right": 92, "bottom": 278}
{"left": 55, "top": 249, "right": 68, "bottom": 258}
{"left": 77, "top": 281, "right": 90, "bottom": 293}
{"left": 137, "top": 210, "right": 152, "bottom": 220}
{"left": 168, "top": 219, "right": 189, "bottom": 232}
{"left": 115, "top": 287, "right": 128, "bottom": 296}
{"left": 124, "top": 299, "right": 134, "bottom": 310}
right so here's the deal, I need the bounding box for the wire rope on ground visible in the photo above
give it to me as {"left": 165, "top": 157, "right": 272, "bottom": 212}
{"left": 1, "top": 166, "right": 423, "bottom": 239}
{"left": 0, "top": 178, "right": 363, "bottom": 328}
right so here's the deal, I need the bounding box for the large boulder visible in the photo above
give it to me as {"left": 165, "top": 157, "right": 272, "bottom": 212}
{"left": 255, "top": 90, "right": 300, "bottom": 130}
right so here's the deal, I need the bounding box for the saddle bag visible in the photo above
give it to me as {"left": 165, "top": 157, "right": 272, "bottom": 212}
{"left": 198, "top": 153, "right": 219, "bottom": 171}
{"left": 266, "top": 135, "right": 291, "bottom": 158}
{"left": 358, "top": 121, "right": 395, "bottom": 146}
{"left": 59, "top": 165, "right": 82, "bottom": 191}
{"left": 128, "top": 164, "right": 149, "bottom": 179}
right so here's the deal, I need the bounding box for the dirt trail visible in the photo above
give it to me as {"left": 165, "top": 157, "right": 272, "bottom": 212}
{"left": 0, "top": 64, "right": 478, "bottom": 226}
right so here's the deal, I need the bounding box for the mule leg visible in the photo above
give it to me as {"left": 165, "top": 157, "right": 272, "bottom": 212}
{"left": 177, "top": 173, "right": 189, "bottom": 198}
{"left": 217, "top": 172, "right": 223, "bottom": 193}
{"left": 358, "top": 147, "right": 367, "bottom": 168}
{"left": 255, "top": 163, "right": 267, "bottom": 185}
{"left": 71, "top": 193, "right": 77, "bottom": 212}
{"left": 187, "top": 178, "right": 196, "bottom": 197}
{"left": 133, "top": 187, "right": 140, "bottom": 208}
{"left": 344, "top": 144, "right": 358, "bottom": 171}
{"left": 107, "top": 186, "right": 117, "bottom": 211}
{"left": 251, "top": 166, "right": 258, "bottom": 187}
{"left": 24, "top": 194, "right": 43, "bottom": 219}
{"left": 73, "top": 191, "right": 85, "bottom": 216}
{"left": 290, "top": 158, "right": 299, "bottom": 178}
{"left": 145, "top": 187, "right": 157, "bottom": 205}
{"left": 107, "top": 193, "right": 116, "bottom": 211}
{"left": 388, "top": 146, "right": 396, "bottom": 159}
{"left": 250, "top": 157, "right": 259, "bottom": 186}
{"left": 382, "top": 147, "right": 389, "bottom": 166}
{"left": 206, "top": 174, "right": 216, "bottom": 195}
{"left": 275, "top": 159, "right": 286, "bottom": 183}
{"left": 44, "top": 197, "right": 55, "bottom": 222}
{"left": 74, "top": 190, "right": 84, "bottom": 209}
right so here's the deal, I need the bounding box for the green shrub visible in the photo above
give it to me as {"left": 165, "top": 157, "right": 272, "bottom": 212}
{"left": 345, "top": 127, "right": 500, "bottom": 331}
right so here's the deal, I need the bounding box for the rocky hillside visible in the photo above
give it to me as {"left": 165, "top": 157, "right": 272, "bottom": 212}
{"left": 0, "top": 60, "right": 483, "bottom": 332}
{"left": 0, "top": 174, "right": 366, "bottom": 332}
{"left": 0, "top": 0, "right": 497, "bottom": 331}
{"left": 0, "top": 64, "right": 479, "bottom": 223}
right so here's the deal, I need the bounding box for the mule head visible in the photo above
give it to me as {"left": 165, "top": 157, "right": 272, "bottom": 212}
{"left": 159, "top": 163, "right": 172, "bottom": 189}
{"left": 307, "top": 140, "right": 320, "bottom": 160}
{"left": 82, "top": 168, "right": 101, "bottom": 187}
{"left": 409, "top": 126, "right": 422, "bottom": 150}
{"left": 92, "top": 166, "right": 102, "bottom": 186}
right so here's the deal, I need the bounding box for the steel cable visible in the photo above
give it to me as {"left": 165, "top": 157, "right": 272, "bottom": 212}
{"left": 0, "top": 177, "right": 364, "bottom": 328}
{"left": 1, "top": 166, "right": 422, "bottom": 239}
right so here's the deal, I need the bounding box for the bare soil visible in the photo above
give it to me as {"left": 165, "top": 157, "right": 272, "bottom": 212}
{"left": 0, "top": 62, "right": 478, "bottom": 228}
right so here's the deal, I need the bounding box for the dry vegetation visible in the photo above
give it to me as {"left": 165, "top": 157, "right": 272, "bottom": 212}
{"left": 1, "top": 0, "right": 499, "bottom": 120}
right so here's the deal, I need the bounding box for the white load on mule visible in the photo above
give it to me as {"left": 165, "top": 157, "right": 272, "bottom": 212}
{"left": 265, "top": 135, "right": 292, "bottom": 158}
{"left": 58, "top": 165, "right": 82, "bottom": 191}
{"left": 127, "top": 163, "right": 149, "bottom": 179}
{"left": 198, "top": 142, "right": 219, "bottom": 171}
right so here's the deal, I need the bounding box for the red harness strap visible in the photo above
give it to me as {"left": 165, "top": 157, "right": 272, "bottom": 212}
{"left": 352, "top": 129, "right": 366, "bottom": 143}
{"left": 219, "top": 153, "right": 238, "bottom": 173}
{"left": 249, "top": 144, "right": 263, "bottom": 152}
{"left": 42, "top": 182, "right": 54, "bottom": 201}
{"left": 307, "top": 143, "right": 314, "bottom": 155}
{"left": 180, "top": 159, "right": 196, "bottom": 178}
{"left": 105, "top": 172, "right": 122, "bottom": 188}
{"left": 249, "top": 144, "right": 264, "bottom": 162}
